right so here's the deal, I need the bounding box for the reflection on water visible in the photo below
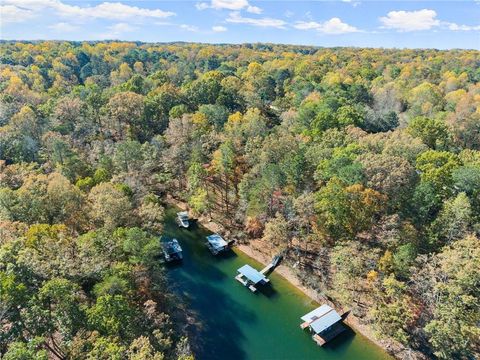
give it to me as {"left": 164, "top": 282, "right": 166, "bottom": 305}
{"left": 162, "top": 206, "right": 391, "bottom": 360}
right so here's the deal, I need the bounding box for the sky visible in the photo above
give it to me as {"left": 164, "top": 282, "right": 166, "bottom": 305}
{"left": 1, "top": 0, "right": 480, "bottom": 49}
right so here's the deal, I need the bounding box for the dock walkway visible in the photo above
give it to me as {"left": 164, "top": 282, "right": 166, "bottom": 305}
{"left": 260, "top": 262, "right": 274, "bottom": 274}
{"left": 260, "top": 254, "right": 282, "bottom": 274}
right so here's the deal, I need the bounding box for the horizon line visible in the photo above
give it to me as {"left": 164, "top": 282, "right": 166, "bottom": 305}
{"left": 0, "top": 39, "right": 478, "bottom": 51}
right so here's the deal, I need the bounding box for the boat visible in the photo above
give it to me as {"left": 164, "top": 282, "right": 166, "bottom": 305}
{"left": 162, "top": 238, "right": 183, "bottom": 262}
{"left": 176, "top": 211, "right": 190, "bottom": 228}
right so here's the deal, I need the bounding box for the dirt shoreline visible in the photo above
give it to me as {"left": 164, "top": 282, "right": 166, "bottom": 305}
{"left": 165, "top": 196, "right": 423, "bottom": 360}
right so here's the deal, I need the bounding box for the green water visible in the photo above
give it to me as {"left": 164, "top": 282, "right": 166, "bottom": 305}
{"left": 163, "top": 207, "right": 391, "bottom": 360}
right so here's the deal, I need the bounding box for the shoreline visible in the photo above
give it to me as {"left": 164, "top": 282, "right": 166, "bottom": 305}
{"left": 235, "top": 241, "right": 397, "bottom": 358}
{"left": 164, "top": 196, "right": 422, "bottom": 360}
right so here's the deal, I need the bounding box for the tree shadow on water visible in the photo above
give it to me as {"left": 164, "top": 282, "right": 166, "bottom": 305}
{"left": 177, "top": 272, "right": 258, "bottom": 360}
{"left": 162, "top": 206, "right": 256, "bottom": 360}
{"left": 256, "top": 283, "right": 279, "bottom": 299}
{"left": 214, "top": 248, "right": 238, "bottom": 261}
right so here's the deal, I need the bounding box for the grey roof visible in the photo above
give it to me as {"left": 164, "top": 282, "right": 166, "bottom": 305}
{"left": 309, "top": 310, "right": 342, "bottom": 334}
{"left": 300, "top": 304, "right": 332, "bottom": 322}
{"left": 164, "top": 239, "right": 182, "bottom": 255}
{"left": 238, "top": 264, "right": 267, "bottom": 284}
{"left": 206, "top": 234, "right": 228, "bottom": 250}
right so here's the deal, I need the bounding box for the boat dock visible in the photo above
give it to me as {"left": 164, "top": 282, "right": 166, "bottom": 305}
{"left": 206, "top": 234, "right": 229, "bottom": 255}
{"left": 162, "top": 238, "right": 183, "bottom": 262}
{"left": 300, "top": 304, "right": 345, "bottom": 346}
{"left": 312, "top": 322, "right": 345, "bottom": 346}
{"left": 235, "top": 255, "right": 282, "bottom": 292}
{"left": 235, "top": 264, "right": 270, "bottom": 292}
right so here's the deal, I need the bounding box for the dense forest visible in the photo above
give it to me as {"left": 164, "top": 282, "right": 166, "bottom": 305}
{"left": 0, "top": 41, "right": 479, "bottom": 359}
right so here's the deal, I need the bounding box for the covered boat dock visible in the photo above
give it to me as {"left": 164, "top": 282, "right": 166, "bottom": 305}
{"left": 206, "top": 234, "right": 229, "bottom": 255}
{"left": 300, "top": 305, "right": 345, "bottom": 346}
{"left": 235, "top": 264, "right": 270, "bottom": 292}
{"left": 162, "top": 238, "right": 183, "bottom": 262}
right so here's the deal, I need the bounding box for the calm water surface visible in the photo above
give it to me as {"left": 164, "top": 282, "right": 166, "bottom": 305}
{"left": 163, "top": 207, "right": 391, "bottom": 360}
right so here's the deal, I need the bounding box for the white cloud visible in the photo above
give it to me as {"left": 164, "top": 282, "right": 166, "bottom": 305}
{"left": 196, "top": 2, "right": 210, "bottom": 10}
{"left": 294, "top": 21, "right": 320, "bottom": 30}
{"left": 226, "top": 11, "right": 286, "bottom": 28}
{"left": 1, "top": 0, "right": 175, "bottom": 22}
{"left": 212, "top": 25, "right": 228, "bottom": 32}
{"left": 342, "top": 0, "right": 361, "bottom": 7}
{"left": 379, "top": 9, "right": 439, "bottom": 32}
{"left": 180, "top": 24, "right": 199, "bottom": 32}
{"left": 446, "top": 22, "right": 480, "bottom": 31}
{"left": 196, "top": 0, "right": 262, "bottom": 14}
{"left": 379, "top": 8, "right": 480, "bottom": 33}
{"left": 109, "top": 22, "right": 136, "bottom": 33}
{"left": 100, "top": 22, "right": 137, "bottom": 39}
{"left": 246, "top": 5, "right": 262, "bottom": 14}
{"left": 154, "top": 21, "right": 173, "bottom": 26}
{"left": 78, "top": 2, "right": 175, "bottom": 20}
{"left": 48, "top": 22, "right": 78, "bottom": 32}
{"left": 295, "top": 17, "right": 360, "bottom": 34}
{"left": 212, "top": 0, "right": 249, "bottom": 10}
{"left": 0, "top": 4, "right": 35, "bottom": 23}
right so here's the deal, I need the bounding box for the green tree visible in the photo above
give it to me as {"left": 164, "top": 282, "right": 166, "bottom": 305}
{"left": 416, "top": 150, "right": 461, "bottom": 197}
{"left": 370, "top": 275, "right": 417, "bottom": 344}
{"left": 428, "top": 193, "right": 472, "bottom": 249}
{"left": 408, "top": 116, "right": 450, "bottom": 149}
{"left": 212, "top": 141, "right": 236, "bottom": 215}
{"left": 3, "top": 339, "right": 48, "bottom": 360}
{"left": 315, "top": 144, "right": 364, "bottom": 186}
{"left": 0, "top": 272, "right": 28, "bottom": 345}
{"left": 262, "top": 213, "right": 290, "bottom": 250}
{"left": 116, "top": 227, "right": 160, "bottom": 266}
{"left": 88, "top": 183, "right": 132, "bottom": 229}
{"left": 424, "top": 235, "right": 480, "bottom": 359}
{"left": 315, "top": 178, "right": 386, "bottom": 240}
{"left": 105, "top": 91, "right": 144, "bottom": 140}
{"left": 86, "top": 335, "right": 126, "bottom": 360}
{"left": 87, "top": 294, "right": 136, "bottom": 338}
{"left": 127, "top": 336, "right": 165, "bottom": 360}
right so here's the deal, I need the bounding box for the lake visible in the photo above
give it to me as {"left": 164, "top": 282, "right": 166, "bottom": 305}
{"left": 163, "top": 206, "right": 391, "bottom": 360}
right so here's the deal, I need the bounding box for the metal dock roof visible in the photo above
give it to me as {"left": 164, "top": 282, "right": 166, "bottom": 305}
{"left": 300, "top": 304, "right": 333, "bottom": 322}
{"left": 206, "top": 234, "right": 228, "bottom": 250}
{"left": 310, "top": 310, "right": 342, "bottom": 334}
{"left": 163, "top": 239, "right": 182, "bottom": 255}
{"left": 237, "top": 264, "right": 267, "bottom": 284}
